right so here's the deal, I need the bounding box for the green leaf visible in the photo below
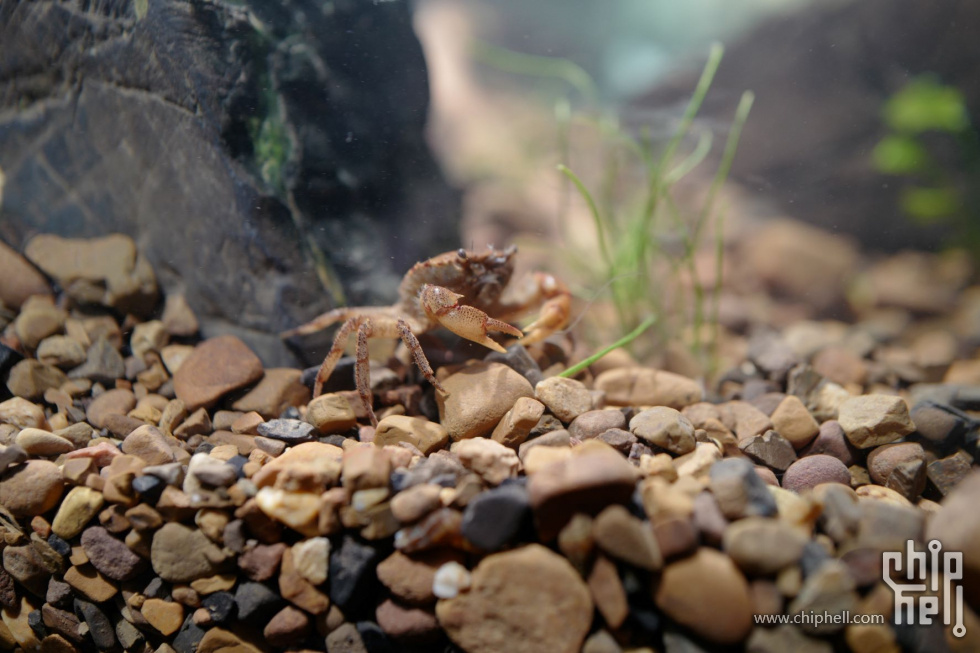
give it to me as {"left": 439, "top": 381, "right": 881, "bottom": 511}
{"left": 883, "top": 77, "right": 970, "bottom": 133}
{"left": 900, "top": 186, "right": 960, "bottom": 223}
{"left": 872, "top": 135, "right": 930, "bottom": 174}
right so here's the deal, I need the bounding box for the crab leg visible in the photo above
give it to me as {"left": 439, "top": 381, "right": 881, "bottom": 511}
{"left": 313, "top": 314, "right": 449, "bottom": 426}
{"left": 420, "top": 285, "right": 523, "bottom": 353}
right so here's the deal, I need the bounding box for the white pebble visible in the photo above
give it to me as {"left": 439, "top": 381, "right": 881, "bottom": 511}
{"left": 432, "top": 561, "right": 471, "bottom": 599}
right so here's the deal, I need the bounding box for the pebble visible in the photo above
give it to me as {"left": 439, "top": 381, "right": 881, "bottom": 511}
{"left": 151, "top": 522, "right": 229, "bottom": 582}
{"left": 256, "top": 418, "right": 316, "bottom": 444}
{"left": 172, "top": 335, "right": 264, "bottom": 411}
{"left": 325, "top": 622, "right": 368, "bottom": 653}
{"left": 461, "top": 483, "right": 531, "bottom": 551}
{"left": 594, "top": 367, "right": 702, "bottom": 408}
{"left": 77, "top": 525, "right": 146, "bottom": 581}
{"left": 63, "top": 564, "right": 117, "bottom": 603}
{"left": 161, "top": 293, "right": 199, "bottom": 336}
{"left": 0, "top": 443, "right": 28, "bottom": 473}
{"left": 739, "top": 429, "right": 797, "bottom": 471}
{"left": 838, "top": 394, "right": 915, "bottom": 449}
{"left": 770, "top": 394, "right": 820, "bottom": 449}
{"left": 782, "top": 454, "right": 851, "bottom": 493}
{"left": 329, "top": 535, "right": 380, "bottom": 611}
{"left": 0, "top": 240, "right": 52, "bottom": 309}
{"left": 910, "top": 400, "right": 970, "bottom": 446}
{"left": 377, "top": 549, "right": 463, "bottom": 605}
{"left": 455, "top": 437, "right": 521, "bottom": 485}
{"left": 142, "top": 598, "right": 185, "bottom": 636}
{"left": 306, "top": 393, "right": 358, "bottom": 434}
{"left": 376, "top": 598, "right": 440, "bottom": 642}
{"left": 51, "top": 487, "right": 104, "bottom": 540}
{"left": 234, "top": 581, "right": 282, "bottom": 621}
{"left": 68, "top": 336, "right": 126, "bottom": 384}
{"left": 723, "top": 516, "right": 809, "bottom": 575}
{"left": 534, "top": 376, "right": 594, "bottom": 423}
{"left": 527, "top": 441, "right": 638, "bottom": 539}
{"left": 798, "top": 420, "right": 858, "bottom": 466}
{"left": 264, "top": 605, "right": 311, "bottom": 648}
{"left": 629, "top": 407, "right": 696, "bottom": 455}
{"left": 74, "top": 597, "right": 117, "bottom": 650}
{"left": 490, "top": 396, "right": 545, "bottom": 448}
{"left": 231, "top": 368, "right": 309, "bottom": 418}
{"left": 654, "top": 548, "right": 753, "bottom": 644}
{"left": 567, "top": 409, "right": 626, "bottom": 441}
{"left": 927, "top": 450, "right": 973, "bottom": 496}
{"left": 374, "top": 415, "right": 449, "bottom": 455}
{"left": 0, "top": 460, "right": 64, "bottom": 517}
{"left": 12, "top": 297, "right": 66, "bottom": 349}
{"left": 15, "top": 428, "right": 74, "bottom": 456}
{"left": 788, "top": 560, "right": 857, "bottom": 634}
{"left": 25, "top": 233, "right": 158, "bottom": 316}
{"left": 925, "top": 471, "right": 980, "bottom": 606}
{"left": 254, "top": 487, "right": 321, "bottom": 536}
{"left": 436, "top": 361, "right": 535, "bottom": 440}
{"left": 122, "top": 424, "right": 177, "bottom": 465}
{"left": 390, "top": 483, "right": 443, "bottom": 523}
{"left": 867, "top": 442, "right": 926, "bottom": 485}
{"left": 812, "top": 345, "right": 869, "bottom": 387}
{"left": 0, "top": 396, "right": 48, "bottom": 429}
{"left": 719, "top": 400, "right": 773, "bottom": 442}
{"left": 85, "top": 388, "right": 136, "bottom": 429}
{"left": 6, "top": 359, "right": 68, "bottom": 399}
{"left": 436, "top": 544, "right": 592, "bottom": 653}
{"left": 291, "top": 536, "right": 330, "bottom": 585}
{"left": 592, "top": 504, "right": 662, "bottom": 570}
{"left": 709, "top": 457, "right": 777, "bottom": 519}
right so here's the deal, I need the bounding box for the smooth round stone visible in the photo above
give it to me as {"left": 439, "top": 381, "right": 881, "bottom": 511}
{"left": 15, "top": 428, "right": 74, "bottom": 456}
{"left": 0, "top": 459, "right": 64, "bottom": 517}
{"left": 594, "top": 367, "right": 702, "bottom": 408}
{"left": 723, "top": 517, "right": 809, "bottom": 575}
{"left": 85, "top": 388, "right": 137, "bottom": 429}
{"left": 798, "top": 420, "right": 857, "bottom": 467}
{"left": 568, "top": 410, "right": 627, "bottom": 441}
{"left": 151, "top": 523, "right": 229, "bottom": 582}
{"left": 654, "top": 547, "right": 753, "bottom": 645}
{"left": 534, "top": 376, "right": 594, "bottom": 423}
{"left": 436, "top": 544, "right": 592, "bottom": 653}
{"left": 629, "top": 407, "right": 696, "bottom": 456}
{"left": 782, "top": 455, "right": 851, "bottom": 493}
{"left": 436, "top": 361, "right": 535, "bottom": 441}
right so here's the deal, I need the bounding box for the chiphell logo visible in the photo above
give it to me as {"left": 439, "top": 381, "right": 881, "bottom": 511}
{"left": 883, "top": 539, "right": 965, "bottom": 638}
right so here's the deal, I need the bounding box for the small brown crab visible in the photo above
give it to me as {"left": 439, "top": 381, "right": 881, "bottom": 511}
{"left": 282, "top": 245, "right": 570, "bottom": 425}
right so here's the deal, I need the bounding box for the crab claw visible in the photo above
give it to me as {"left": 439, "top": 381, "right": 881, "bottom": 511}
{"left": 518, "top": 273, "right": 571, "bottom": 345}
{"left": 420, "top": 284, "right": 523, "bottom": 352}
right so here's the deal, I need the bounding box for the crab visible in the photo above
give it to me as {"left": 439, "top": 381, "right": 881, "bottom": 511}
{"left": 281, "top": 245, "right": 570, "bottom": 425}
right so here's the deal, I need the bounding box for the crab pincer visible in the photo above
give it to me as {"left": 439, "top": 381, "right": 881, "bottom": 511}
{"left": 419, "top": 284, "right": 524, "bottom": 352}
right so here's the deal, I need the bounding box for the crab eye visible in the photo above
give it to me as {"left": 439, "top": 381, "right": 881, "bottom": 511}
{"left": 456, "top": 249, "right": 468, "bottom": 260}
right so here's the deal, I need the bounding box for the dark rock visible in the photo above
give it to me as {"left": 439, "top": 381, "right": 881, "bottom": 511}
{"left": 143, "top": 576, "right": 165, "bottom": 598}
{"left": 131, "top": 474, "right": 165, "bottom": 502}
{"left": 911, "top": 401, "right": 972, "bottom": 450}
{"left": 738, "top": 429, "right": 797, "bottom": 472}
{"left": 257, "top": 418, "right": 316, "bottom": 444}
{"left": 235, "top": 581, "right": 283, "bottom": 622}
{"left": 484, "top": 345, "right": 544, "bottom": 387}
{"left": 0, "top": 567, "right": 13, "bottom": 608}
{"left": 27, "top": 609, "right": 47, "bottom": 640}
{"left": 461, "top": 483, "right": 532, "bottom": 551}
{"left": 709, "top": 457, "right": 778, "bottom": 519}
{"left": 67, "top": 337, "right": 126, "bottom": 385}
{"left": 596, "top": 428, "right": 637, "bottom": 454}
{"left": 356, "top": 620, "right": 394, "bottom": 653}
{"left": 927, "top": 450, "right": 974, "bottom": 496}
{"left": 0, "top": 343, "right": 25, "bottom": 401}
{"left": 202, "top": 591, "right": 237, "bottom": 625}
{"left": 115, "top": 618, "right": 145, "bottom": 650}
{"left": 0, "top": 0, "right": 457, "bottom": 368}
{"left": 41, "top": 604, "right": 81, "bottom": 643}
{"left": 172, "top": 615, "right": 207, "bottom": 653}
{"left": 74, "top": 599, "right": 116, "bottom": 650}
{"left": 329, "top": 535, "right": 380, "bottom": 611}
{"left": 46, "top": 534, "right": 71, "bottom": 557}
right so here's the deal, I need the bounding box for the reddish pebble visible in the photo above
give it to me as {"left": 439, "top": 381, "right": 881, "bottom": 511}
{"left": 782, "top": 454, "right": 850, "bottom": 493}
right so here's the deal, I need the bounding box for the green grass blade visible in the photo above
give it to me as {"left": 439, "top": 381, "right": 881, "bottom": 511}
{"left": 471, "top": 40, "right": 599, "bottom": 105}
{"left": 557, "top": 164, "right": 614, "bottom": 269}
{"left": 559, "top": 315, "right": 658, "bottom": 378}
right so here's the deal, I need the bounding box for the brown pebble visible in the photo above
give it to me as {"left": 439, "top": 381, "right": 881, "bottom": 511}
{"left": 783, "top": 455, "right": 851, "bottom": 493}
{"left": 436, "top": 361, "right": 535, "bottom": 440}
{"left": 0, "top": 460, "right": 65, "bottom": 517}
{"left": 172, "top": 335, "right": 264, "bottom": 411}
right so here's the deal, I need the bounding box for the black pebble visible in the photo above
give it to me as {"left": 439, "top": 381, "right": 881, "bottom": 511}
{"left": 47, "top": 534, "right": 71, "bottom": 557}
{"left": 235, "top": 581, "right": 282, "bottom": 621}
{"left": 484, "top": 344, "right": 544, "bottom": 386}
{"left": 27, "top": 609, "right": 47, "bottom": 639}
{"left": 74, "top": 599, "right": 117, "bottom": 650}
{"left": 226, "top": 455, "right": 249, "bottom": 477}
{"left": 172, "top": 615, "right": 206, "bottom": 653}
{"left": 461, "top": 483, "right": 531, "bottom": 551}
{"left": 132, "top": 474, "right": 165, "bottom": 502}
{"left": 194, "top": 442, "right": 215, "bottom": 455}
{"left": 0, "top": 344, "right": 24, "bottom": 401}
{"left": 202, "top": 591, "right": 237, "bottom": 624}
{"left": 356, "top": 621, "right": 394, "bottom": 653}
{"left": 329, "top": 535, "right": 380, "bottom": 612}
